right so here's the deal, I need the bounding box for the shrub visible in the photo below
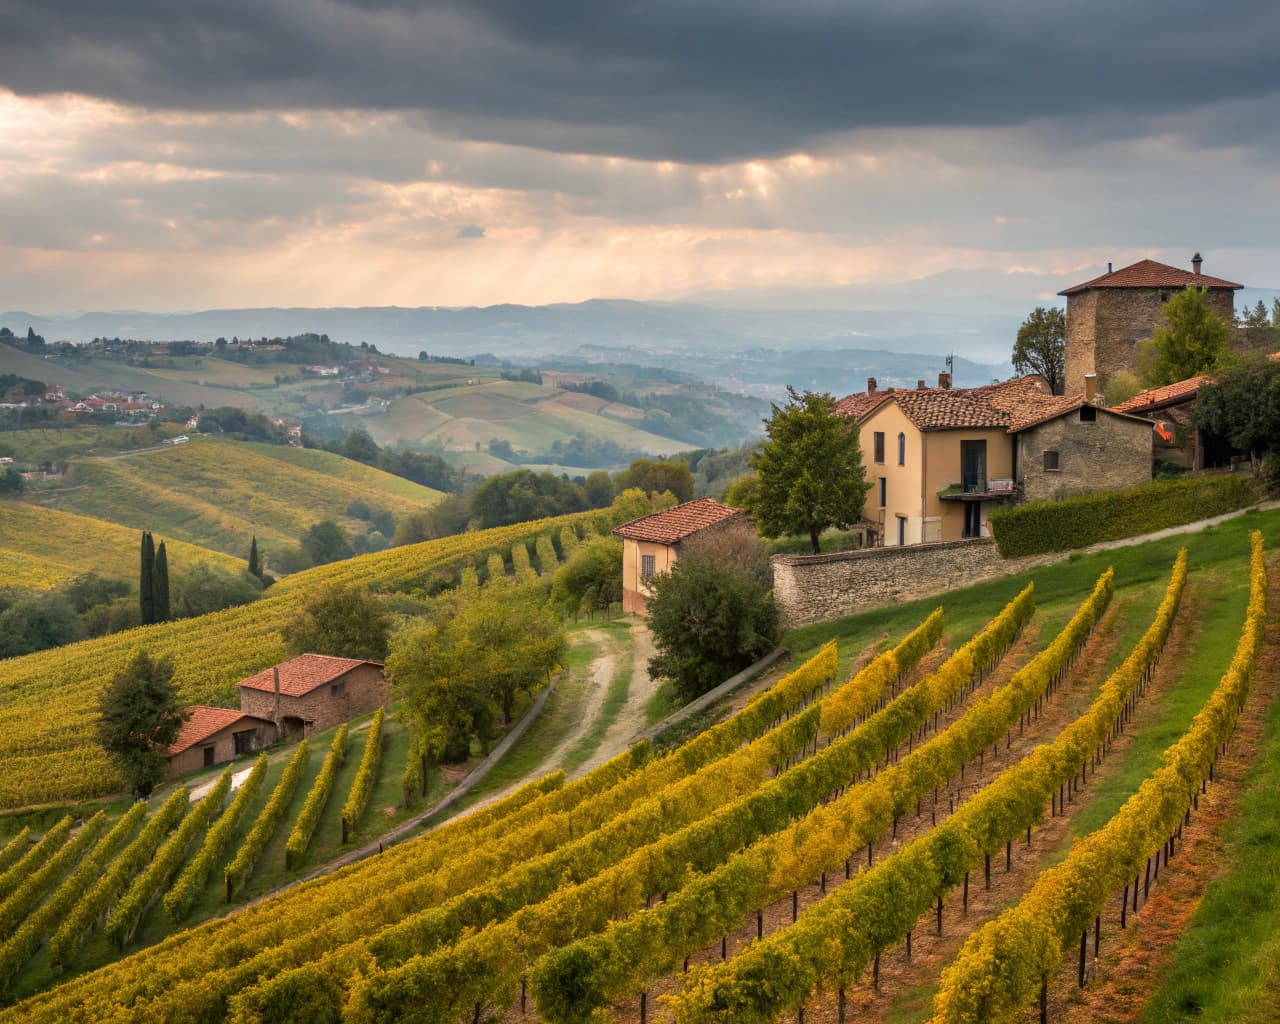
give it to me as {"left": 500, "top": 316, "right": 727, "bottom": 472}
{"left": 990, "top": 475, "right": 1251, "bottom": 557}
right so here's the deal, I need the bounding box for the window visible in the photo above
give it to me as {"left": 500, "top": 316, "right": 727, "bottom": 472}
{"left": 1043, "top": 450, "right": 1060, "bottom": 471}
{"left": 641, "top": 553, "right": 656, "bottom": 580}
{"left": 873, "top": 431, "right": 885, "bottom": 463}
{"left": 330, "top": 680, "right": 346, "bottom": 698}
{"left": 897, "top": 432, "right": 906, "bottom": 465}
{"left": 1079, "top": 405, "right": 1096, "bottom": 422}
{"left": 234, "top": 730, "right": 254, "bottom": 756}
{"left": 878, "top": 477, "right": 887, "bottom": 508}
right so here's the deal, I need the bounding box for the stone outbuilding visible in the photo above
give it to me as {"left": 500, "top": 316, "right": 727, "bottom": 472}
{"left": 166, "top": 705, "right": 275, "bottom": 779}
{"left": 612, "top": 498, "right": 744, "bottom": 614}
{"left": 1111, "top": 375, "right": 1241, "bottom": 470}
{"left": 1060, "top": 255, "right": 1242, "bottom": 395}
{"left": 237, "top": 654, "right": 386, "bottom": 741}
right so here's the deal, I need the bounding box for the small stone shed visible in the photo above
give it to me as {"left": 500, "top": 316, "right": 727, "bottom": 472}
{"left": 612, "top": 498, "right": 743, "bottom": 614}
{"left": 237, "top": 653, "right": 387, "bottom": 741}
{"left": 166, "top": 705, "right": 275, "bottom": 779}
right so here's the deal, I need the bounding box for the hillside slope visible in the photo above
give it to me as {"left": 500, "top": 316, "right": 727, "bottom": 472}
{"left": 0, "top": 502, "right": 243, "bottom": 590}
{"left": 25, "top": 437, "right": 443, "bottom": 557}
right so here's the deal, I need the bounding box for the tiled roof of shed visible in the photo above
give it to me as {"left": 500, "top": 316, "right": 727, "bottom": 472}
{"left": 1059, "top": 259, "right": 1242, "bottom": 295}
{"left": 169, "top": 705, "right": 270, "bottom": 756}
{"left": 611, "top": 498, "right": 742, "bottom": 545}
{"left": 1110, "top": 375, "right": 1212, "bottom": 414}
{"left": 237, "top": 654, "right": 383, "bottom": 698}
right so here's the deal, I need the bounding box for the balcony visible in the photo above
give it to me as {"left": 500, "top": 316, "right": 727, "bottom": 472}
{"left": 937, "top": 478, "right": 1016, "bottom": 502}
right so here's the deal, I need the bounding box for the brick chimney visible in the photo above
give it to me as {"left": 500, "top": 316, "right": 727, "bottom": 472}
{"left": 272, "top": 665, "right": 282, "bottom": 730}
{"left": 917, "top": 379, "right": 926, "bottom": 390}
{"left": 1084, "top": 373, "right": 1098, "bottom": 403}
{"left": 1192, "top": 252, "right": 1203, "bottom": 276}
{"left": 867, "top": 377, "right": 877, "bottom": 393}
{"left": 938, "top": 371, "right": 952, "bottom": 389}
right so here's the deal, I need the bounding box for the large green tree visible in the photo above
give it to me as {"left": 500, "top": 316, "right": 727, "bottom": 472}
{"left": 1145, "top": 286, "right": 1232, "bottom": 386}
{"left": 1012, "top": 306, "right": 1066, "bottom": 394}
{"left": 300, "top": 519, "right": 353, "bottom": 566}
{"left": 153, "top": 540, "right": 170, "bottom": 623}
{"left": 281, "top": 583, "right": 392, "bottom": 661}
{"left": 139, "top": 531, "right": 155, "bottom": 625}
{"left": 750, "top": 387, "right": 869, "bottom": 553}
{"left": 1194, "top": 356, "right": 1280, "bottom": 466}
{"left": 646, "top": 553, "right": 778, "bottom": 703}
{"left": 97, "top": 649, "right": 185, "bottom": 797}
{"left": 614, "top": 458, "right": 694, "bottom": 502}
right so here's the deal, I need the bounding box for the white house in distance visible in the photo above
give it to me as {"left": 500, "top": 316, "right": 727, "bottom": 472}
{"left": 612, "top": 498, "right": 743, "bottom": 614}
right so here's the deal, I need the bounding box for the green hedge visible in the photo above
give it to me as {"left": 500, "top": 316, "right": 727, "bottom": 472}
{"left": 990, "top": 474, "right": 1252, "bottom": 557}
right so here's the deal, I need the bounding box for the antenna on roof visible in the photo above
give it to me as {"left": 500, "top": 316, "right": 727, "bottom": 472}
{"left": 945, "top": 353, "right": 954, "bottom": 376}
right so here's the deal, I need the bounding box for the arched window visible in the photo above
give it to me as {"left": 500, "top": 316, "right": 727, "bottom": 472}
{"left": 897, "top": 432, "right": 906, "bottom": 465}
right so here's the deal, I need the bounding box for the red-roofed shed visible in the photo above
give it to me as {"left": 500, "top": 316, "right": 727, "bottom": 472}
{"left": 166, "top": 705, "right": 275, "bottom": 779}
{"left": 237, "top": 654, "right": 386, "bottom": 740}
{"left": 612, "top": 498, "right": 743, "bottom": 613}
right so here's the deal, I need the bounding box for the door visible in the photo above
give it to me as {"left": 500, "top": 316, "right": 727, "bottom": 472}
{"left": 896, "top": 516, "right": 906, "bottom": 546}
{"left": 961, "top": 440, "right": 987, "bottom": 493}
{"left": 202, "top": 746, "right": 215, "bottom": 768}
{"left": 963, "top": 501, "right": 982, "bottom": 539}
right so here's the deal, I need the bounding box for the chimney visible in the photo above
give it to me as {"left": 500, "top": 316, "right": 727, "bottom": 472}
{"left": 867, "top": 377, "right": 877, "bottom": 394}
{"left": 272, "top": 665, "right": 282, "bottom": 730}
{"left": 1084, "top": 373, "right": 1098, "bottom": 403}
{"left": 938, "top": 371, "right": 952, "bottom": 389}
{"left": 1108, "top": 261, "right": 1113, "bottom": 274}
{"left": 1192, "top": 252, "right": 1203, "bottom": 276}
{"left": 917, "top": 379, "right": 926, "bottom": 390}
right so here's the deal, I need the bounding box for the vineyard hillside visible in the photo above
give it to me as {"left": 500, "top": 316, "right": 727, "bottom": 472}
{"left": 0, "top": 501, "right": 242, "bottom": 590}
{"left": 23, "top": 436, "right": 444, "bottom": 556}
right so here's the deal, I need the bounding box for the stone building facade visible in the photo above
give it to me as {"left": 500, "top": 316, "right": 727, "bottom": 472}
{"left": 238, "top": 654, "right": 386, "bottom": 740}
{"left": 1014, "top": 402, "right": 1154, "bottom": 502}
{"left": 166, "top": 706, "right": 275, "bottom": 779}
{"left": 1061, "top": 256, "right": 1242, "bottom": 394}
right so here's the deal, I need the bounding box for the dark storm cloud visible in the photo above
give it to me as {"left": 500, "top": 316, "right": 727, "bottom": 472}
{"left": 1, "top": 0, "right": 1278, "bottom": 162}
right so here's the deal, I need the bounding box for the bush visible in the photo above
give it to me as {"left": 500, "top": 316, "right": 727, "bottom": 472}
{"left": 990, "top": 475, "right": 1252, "bottom": 557}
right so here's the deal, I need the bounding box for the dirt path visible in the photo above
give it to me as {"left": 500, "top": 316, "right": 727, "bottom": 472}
{"left": 575, "top": 622, "right": 657, "bottom": 775}
{"left": 538, "top": 628, "right": 619, "bottom": 773}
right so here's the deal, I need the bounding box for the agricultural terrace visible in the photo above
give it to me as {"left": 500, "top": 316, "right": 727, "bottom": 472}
{"left": 0, "top": 508, "right": 617, "bottom": 808}
{"left": 27, "top": 436, "right": 443, "bottom": 556}
{"left": 0, "top": 502, "right": 242, "bottom": 590}
{"left": 1, "top": 509, "right": 1276, "bottom": 1021}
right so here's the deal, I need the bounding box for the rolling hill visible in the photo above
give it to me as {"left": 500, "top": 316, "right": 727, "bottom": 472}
{"left": 23, "top": 437, "right": 444, "bottom": 559}
{"left": 0, "top": 502, "right": 243, "bottom": 591}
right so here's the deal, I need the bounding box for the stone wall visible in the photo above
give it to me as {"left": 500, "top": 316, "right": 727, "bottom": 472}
{"left": 239, "top": 664, "right": 387, "bottom": 737}
{"left": 1017, "top": 409, "right": 1152, "bottom": 502}
{"left": 772, "top": 539, "right": 1052, "bottom": 629}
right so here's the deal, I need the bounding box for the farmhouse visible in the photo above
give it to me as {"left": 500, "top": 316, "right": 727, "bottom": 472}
{"left": 166, "top": 705, "right": 275, "bottom": 779}
{"left": 1060, "top": 254, "right": 1243, "bottom": 393}
{"left": 237, "top": 653, "right": 387, "bottom": 740}
{"left": 838, "top": 373, "right": 1152, "bottom": 544}
{"left": 1111, "top": 375, "right": 1240, "bottom": 470}
{"left": 612, "top": 498, "right": 743, "bottom": 613}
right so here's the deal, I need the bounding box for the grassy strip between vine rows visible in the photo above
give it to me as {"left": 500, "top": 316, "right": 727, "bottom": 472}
{"left": 242, "top": 590, "right": 1027, "bottom": 1022}
{"left": 224, "top": 743, "right": 308, "bottom": 899}
{"left": 342, "top": 709, "right": 383, "bottom": 843}
{"left": 527, "top": 570, "right": 1114, "bottom": 1023}
{"left": 0, "top": 813, "right": 108, "bottom": 939}
{"left": 667, "top": 551, "right": 1186, "bottom": 1023}
{"left": 0, "top": 817, "right": 72, "bottom": 906}
{"left": 932, "top": 532, "right": 1265, "bottom": 1024}
{"left": 286, "top": 728, "right": 349, "bottom": 871}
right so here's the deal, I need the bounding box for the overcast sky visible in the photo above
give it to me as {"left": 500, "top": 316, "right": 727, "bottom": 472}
{"left": 1, "top": 0, "right": 1278, "bottom": 313}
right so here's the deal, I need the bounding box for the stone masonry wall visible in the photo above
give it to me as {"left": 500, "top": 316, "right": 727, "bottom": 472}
{"left": 1017, "top": 411, "right": 1152, "bottom": 503}
{"left": 239, "top": 664, "right": 387, "bottom": 736}
{"left": 772, "top": 539, "right": 1053, "bottom": 629}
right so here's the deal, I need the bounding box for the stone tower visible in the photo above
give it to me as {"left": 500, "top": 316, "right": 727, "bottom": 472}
{"left": 1060, "top": 255, "right": 1242, "bottom": 395}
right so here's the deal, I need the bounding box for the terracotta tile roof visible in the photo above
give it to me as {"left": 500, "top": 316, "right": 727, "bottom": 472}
{"left": 169, "top": 705, "right": 271, "bottom": 756}
{"left": 832, "top": 390, "right": 892, "bottom": 419}
{"left": 1110, "top": 375, "right": 1212, "bottom": 414}
{"left": 612, "top": 498, "right": 742, "bottom": 545}
{"left": 842, "top": 376, "right": 1052, "bottom": 432}
{"left": 237, "top": 654, "right": 383, "bottom": 698}
{"left": 1059, "top": 258, "right": 1243, "bottom": 295}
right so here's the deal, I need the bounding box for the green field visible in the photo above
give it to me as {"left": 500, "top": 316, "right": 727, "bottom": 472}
{"left": 24, "top": 437, "right": 443, "bottom": 557}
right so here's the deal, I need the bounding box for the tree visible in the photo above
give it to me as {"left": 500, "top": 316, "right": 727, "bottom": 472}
{"left": 1195, "top": 356, "right": 1280, "bottom": 466}
{"left": 615, "top": 458, "right": 694, "bottom": 502}
{"left": 97, "top": 649, "right": 185, "bottom": 798}
{"left": 1012, "top": 306, "right": 1066, "bottom": 394}
{"left": 1145, "top": 286, "right": 1232, "bottom": 386}
{"left": 281, "top": 583, "right": 392, "bottom": 661}
{"left": 342, "top": 429, "right": 381, "bottom": 465}
{"left": 171, "top": 563, "right": 263, "bottom": 619}
{"left": 248, "top": 535, "right": 262, "bottom": 580}
{"left": 0, "top": 593, "right": 82, "bottom": 658}
{"left": 646, "top": 555, "right": 778, "bottom": 703}
{"left": 300, "top": 519, "right": 353, "bottom": 566}
{"left": 550, "top": 537, "right": 623, "bottom": 616}
{"left": 0, "top": 466, "right": 24, "bottom": 495}
{"left": 153, "top": 540, "right": 170, "bottom": 623}
{"left": 388, "top": 585, "right": 565, "bottom": 760}
{"left": 1242, "top": 300, "right": 1271, "bottom": 329}
{"left": 470, "top": 470, "right": 586, "bottom": 528}
{"left": 582, "top": 470, "right": 615, "bottom": 508}
{"left": 139, "top": 532, "right": 155, "bottom": 625}
{"left": 750, "top": 387, "right": 869, "bottom": 553}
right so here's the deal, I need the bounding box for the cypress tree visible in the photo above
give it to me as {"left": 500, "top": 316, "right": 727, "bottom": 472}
{"left": 248, "top": 535, "right": 261, "bottom": 580}
{"left": 139, "top": 531, "right": 155, "bottom": 625}
{"left": 153, "top": 540, "right": 170, "bottom": 623}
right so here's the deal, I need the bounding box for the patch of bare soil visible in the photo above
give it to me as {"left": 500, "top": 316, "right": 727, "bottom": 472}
{"left": 541, "top": 628, "right": 618, "bottom": 772}
{"left": 576, "top": 623, "right": 658, "bottom": 775}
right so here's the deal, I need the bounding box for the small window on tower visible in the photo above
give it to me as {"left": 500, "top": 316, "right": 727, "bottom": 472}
{"left": 1044, "top": 450, "right": 1060, "bottom": 471}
